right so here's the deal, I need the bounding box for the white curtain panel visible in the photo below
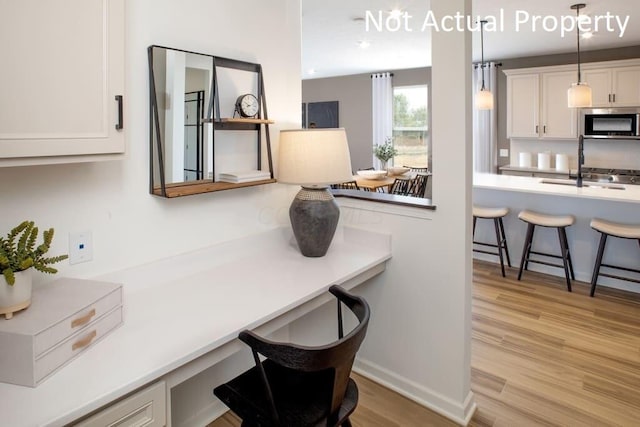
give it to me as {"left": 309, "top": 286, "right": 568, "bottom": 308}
{"left": 472, "top": 62, "right": 498, "bottom": 173}
{"left": 371, "top": 72, "right": 393, "bottom": 166}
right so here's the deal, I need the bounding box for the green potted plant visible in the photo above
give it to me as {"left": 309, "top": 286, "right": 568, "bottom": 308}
{"left": 373, "top": 137, "right": 398, "bottom": 170}
{"left": 0, "top": 221, "right": 68, "bottom": 319}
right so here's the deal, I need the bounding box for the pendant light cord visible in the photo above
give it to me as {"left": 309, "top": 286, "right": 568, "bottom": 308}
{"left": 480, "top": 20, "right": 487, "bottom": 91}
{"left": 573, "top": 4, "right": 584, "bottom": 84}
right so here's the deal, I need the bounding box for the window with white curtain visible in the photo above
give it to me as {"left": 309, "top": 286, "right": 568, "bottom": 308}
{"left": 393, "top": 85, "right": 429, "bottom": 168}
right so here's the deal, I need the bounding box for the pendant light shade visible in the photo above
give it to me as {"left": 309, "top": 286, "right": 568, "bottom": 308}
{"left": 567, "top": 3, "right": 592, "bottom": 108}
{"left": 567, "top": 82, "right": 592, "bottom": 108}
{"left": 475, "top": 88, "right": 494, "bottom": 110}
{"left": 475, "top": 20, "right": 493, "bottom": 110}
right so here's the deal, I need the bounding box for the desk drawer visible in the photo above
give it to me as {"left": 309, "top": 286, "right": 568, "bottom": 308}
{"left": 35, "top": 306, "right": 123, "bottom": 383}
{"left": 75, "top": 381, "right": 166, "bottom": 427}
{"left": 34, "top": 287, "right": 122, "bottom": 356}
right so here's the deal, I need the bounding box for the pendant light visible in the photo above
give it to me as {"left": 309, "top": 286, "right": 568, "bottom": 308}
{"left": 567, "top": 3, "right": 592, "bottom": 108}
{"left": 475, "top": 20, "right": 493, "bottom": 110}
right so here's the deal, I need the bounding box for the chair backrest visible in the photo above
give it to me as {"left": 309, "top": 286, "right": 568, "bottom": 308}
{"left": 238, "top": 285, "right": 370, "bottom": 421}
{"left": 404, "top": 166, "right": 429, "bottom": 173}
{"left": 331, "top": 180, "right": 360, "bottom": 190}
{"left": 389, "top": 178, "right": 410, "bottom": 195}
{"left": 408, "top": 174, "right": 429, "bottom": 197}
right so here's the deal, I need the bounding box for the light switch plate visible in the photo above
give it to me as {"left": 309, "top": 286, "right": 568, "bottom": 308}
{"left": 499, "top": 149, "right": 509, "bottom": 158}
{"left": 69, "top": 231, "right": 93, "bottom": 265}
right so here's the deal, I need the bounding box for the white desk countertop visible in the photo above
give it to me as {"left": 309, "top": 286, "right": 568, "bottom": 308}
{"left": 474, "top": 173, "right": 640, "bottom": 204}
{"left": 0, "top": 227, "right": 391, "bottom": 427}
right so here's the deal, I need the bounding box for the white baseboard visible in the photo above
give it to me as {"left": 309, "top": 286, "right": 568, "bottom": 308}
{"left": 353, "top": 358, "right": 477, "bottom": 426}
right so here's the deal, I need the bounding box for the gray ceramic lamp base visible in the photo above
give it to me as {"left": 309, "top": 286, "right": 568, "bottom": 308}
{"left": 289, "top": 187, "right": 340, "bottom": 257}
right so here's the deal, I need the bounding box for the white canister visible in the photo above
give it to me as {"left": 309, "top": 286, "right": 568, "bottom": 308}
{"left": 519, "top": 152, "right": 532, "bottom": 168}
{"left": 555, "top": 154, "right": 569, "bottom": 171}
{"left": 538, "top": 152, "right": 551, "bottom": 170}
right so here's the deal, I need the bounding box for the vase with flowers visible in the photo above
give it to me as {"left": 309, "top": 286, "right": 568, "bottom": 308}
{"left": 373, "top": 137, "right": 398, "bottom": 170}
{"left": 0, "top": 221, "right": 68, "bottom": 319}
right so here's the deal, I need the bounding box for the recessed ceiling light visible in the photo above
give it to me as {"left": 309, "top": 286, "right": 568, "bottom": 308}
{"left": 389, "top": 9, "right": 403, "bottom": 18}
{"left": 307, "top": 68, "right": 316, "bottom": 75}
{"left": 582, "top": 31, "right": 594, "bottom": 39}
{"left": 357, "top": 40, "right": 371, "bottom": 49}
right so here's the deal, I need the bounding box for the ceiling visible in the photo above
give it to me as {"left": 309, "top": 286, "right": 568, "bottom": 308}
{"left": 302, "top": 0, "right": 640, "bottom": 79}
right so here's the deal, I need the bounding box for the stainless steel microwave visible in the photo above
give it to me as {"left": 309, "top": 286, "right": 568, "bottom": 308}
{"left": 581, "top": 108, "right": 640, "bottom": 139}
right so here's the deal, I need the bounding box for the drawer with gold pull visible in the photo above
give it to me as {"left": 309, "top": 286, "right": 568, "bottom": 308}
{"left": 34, "top": 305, "right": 123, "bottom": 384}
{"left": 0, "top": 278, "right": 122, "bottom": 387}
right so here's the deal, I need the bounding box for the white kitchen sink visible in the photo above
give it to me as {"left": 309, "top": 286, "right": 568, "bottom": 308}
{"left": 540, "top": 178, "right": 626, "bottom": 190}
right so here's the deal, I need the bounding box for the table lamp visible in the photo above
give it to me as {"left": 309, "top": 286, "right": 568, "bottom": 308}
{"left": 278, "top": 128, "right": 353, "bottom": 257}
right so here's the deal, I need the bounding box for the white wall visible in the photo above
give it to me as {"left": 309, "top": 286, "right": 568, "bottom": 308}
{"left": 0, "top": 0, "right": 301, "bottom": 282}
{"left": 292, "top": 0, "right": 475, "bottom": 424}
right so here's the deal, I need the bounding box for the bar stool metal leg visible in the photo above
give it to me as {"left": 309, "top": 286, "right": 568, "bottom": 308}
{"left": 499, "top": 218, "right": 512, "bottom": 268}
{"left": 518, "top": 223, "right": 535, "bottom": 280}
{"left": 590, "top": 233, "right": 608, "bottom": 297}
{"left": 557, "top": 227, "right": 573, "bottom": 292}
{"left": 493, "top": 218, "right": 506, "bottom": 277}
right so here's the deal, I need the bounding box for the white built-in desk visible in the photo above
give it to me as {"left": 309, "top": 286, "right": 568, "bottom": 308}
{"left": 0, "top": 227, "right": 391, "bottom": 427}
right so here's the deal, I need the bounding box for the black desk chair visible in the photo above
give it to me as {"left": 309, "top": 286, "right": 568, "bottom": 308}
{"left": 213, "top": 285, "right": 370, "bottom": 427}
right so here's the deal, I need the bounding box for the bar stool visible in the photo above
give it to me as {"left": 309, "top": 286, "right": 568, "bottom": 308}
{"left": 473, "top": 206, "right": 511, "bottom": 277}
{"left": 589, "top": 218, "right": 640, "bottom": 297}
{"left": 517, "top": 210, "right": 575, "bottom": 291}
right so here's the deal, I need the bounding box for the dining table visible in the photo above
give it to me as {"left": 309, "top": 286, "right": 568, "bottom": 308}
{"left": 354, "top": 172, "right": 417, "bottom": 192}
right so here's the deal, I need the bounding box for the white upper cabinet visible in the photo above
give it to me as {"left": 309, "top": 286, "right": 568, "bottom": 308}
{"left": 506, "top": 71, "right": 576, "bottom": 140}
{"left": 0, "top": 0, "right": 125, "bottom": 166}
{"left": 612, "top": 67, "right": 640, "bottom": 107}
{"left": 540, "top": 71, "right": 578, "bottom": 139}
{"left": 584, "top": 66, "right": 640, "bottom": 107}
{"left": 506, "top": 74, "right": 539, "bottom": 139}
{"left": 581, "top": 69, "right": 612, "bottom": 107}
{"left": 506, "top": 60, "right": 640, "bottom": 141}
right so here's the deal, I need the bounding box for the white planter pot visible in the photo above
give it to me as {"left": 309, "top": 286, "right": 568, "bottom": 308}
{"left": 0, "top": 270, "right": 33, "bottom": 320}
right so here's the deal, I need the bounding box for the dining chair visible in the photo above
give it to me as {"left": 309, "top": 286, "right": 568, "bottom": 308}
{"left": 331, "top": 180, "right": 360, "bottom": 190}
{"left": 213, "top": 285, "right": 370, "bottom": 427}
{"left": 408, "top": 174, "right": 429, "bottom": 197}
{"left": 389, "top": 178, "right": 410, "bottom": 195}
{"left": 404, "top": 166, "right": 429, "bottom": 173}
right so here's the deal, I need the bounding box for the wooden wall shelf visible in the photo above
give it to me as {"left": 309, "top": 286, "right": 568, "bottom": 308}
{"left": 152, "top": 179, "right": 277, "bottom": 198}
{"left": 202, "top": 118, "right": 274, "bottom": 124}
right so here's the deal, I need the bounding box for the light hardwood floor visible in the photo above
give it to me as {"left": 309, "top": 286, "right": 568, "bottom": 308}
{"left": 210, "top": 261, "right": 640, "bottom": 426}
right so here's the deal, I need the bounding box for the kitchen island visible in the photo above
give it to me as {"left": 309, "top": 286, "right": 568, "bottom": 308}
{"left": 473, "top": 173, "right": 640, "bottom": 293}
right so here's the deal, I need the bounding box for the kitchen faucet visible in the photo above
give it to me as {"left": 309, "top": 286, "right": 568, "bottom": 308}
{"left": 577, "top": 135, "right": 584, "bottom": 188}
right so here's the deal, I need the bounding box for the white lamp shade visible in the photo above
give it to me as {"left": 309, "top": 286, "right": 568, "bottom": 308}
{"left": 278, "top": 128, "right": 353, "bottom": 187}
{"left": 475, "top": 89, "right": 494, "bottom": 110}
{"left": 567, "top": 82, "right": 592, "bottom": 108}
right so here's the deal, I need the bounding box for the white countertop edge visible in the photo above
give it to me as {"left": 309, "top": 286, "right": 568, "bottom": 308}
{"left": 474, "top": 173, "right": 640, "bottom": 204}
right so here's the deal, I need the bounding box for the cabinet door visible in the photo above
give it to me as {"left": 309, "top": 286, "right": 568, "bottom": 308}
{"left": 540, "top": 71, "right": 577, "bottom": 139}
{"left": 507, "top": 74, "right": 539, "bottom": 138}
{"left": 0, "top": 0, "right": 125, "bottom": 164}
{"left": 582, "top": 69, "right": 613, "bottom": 107}
{"left": 612, "top": 66, "right": 640, "bottom": 107}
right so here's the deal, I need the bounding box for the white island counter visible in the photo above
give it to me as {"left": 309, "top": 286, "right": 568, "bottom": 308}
{"left": 473, "top": 173, "right": 640, "bottom": 293}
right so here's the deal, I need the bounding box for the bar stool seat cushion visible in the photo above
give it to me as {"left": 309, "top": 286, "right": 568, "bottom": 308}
{"left": 590, "top": 218, "right": 640, "bottom": 239}
{"left": 518, "top": 210, "right": 575, "bottom": 228}
{"left": 473, "top": 206, "right": 508, "bottom": 219}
